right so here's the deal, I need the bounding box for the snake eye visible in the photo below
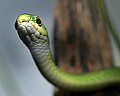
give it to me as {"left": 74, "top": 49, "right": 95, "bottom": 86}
{"left": 36, "top": 17, "right": 42, "bottom": 26}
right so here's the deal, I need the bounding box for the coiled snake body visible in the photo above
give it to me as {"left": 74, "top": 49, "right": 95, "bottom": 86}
{"left": 15, "top": 13, "right": 120, "bottom": 92}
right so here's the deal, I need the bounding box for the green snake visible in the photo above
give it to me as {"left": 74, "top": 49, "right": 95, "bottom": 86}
{"left": 15, "top": 13, "right": 120, "bottom": 92}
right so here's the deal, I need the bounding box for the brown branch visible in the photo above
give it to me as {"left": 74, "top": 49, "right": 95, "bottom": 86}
{"left": 53, "top": 0, "right": 119, "bottom": 96}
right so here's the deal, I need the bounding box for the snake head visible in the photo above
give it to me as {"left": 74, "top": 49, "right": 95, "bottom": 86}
{"left": 15, "top": 13, "right": 49, "bottom": 47}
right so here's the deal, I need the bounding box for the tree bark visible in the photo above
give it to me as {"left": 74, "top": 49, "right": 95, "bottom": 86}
{"left": 53, "top": 0, "right": 119, "bottom": 96}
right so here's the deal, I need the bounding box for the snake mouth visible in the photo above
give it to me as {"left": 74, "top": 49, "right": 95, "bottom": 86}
{"left": 15, "top": 21, "right": 48, "bottom": 46}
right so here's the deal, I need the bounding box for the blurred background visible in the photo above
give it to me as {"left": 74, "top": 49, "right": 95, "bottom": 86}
{"left": 0, "top": 0, "right": 119, "bottom": 96}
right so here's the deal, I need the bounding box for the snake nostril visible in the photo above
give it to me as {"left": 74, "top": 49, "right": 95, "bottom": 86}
{"left": 15, "top": 21, "right": 18, "bottom": 30}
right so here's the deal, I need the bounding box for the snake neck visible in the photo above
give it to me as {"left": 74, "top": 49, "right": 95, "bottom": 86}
{"left": 28, "top": 41, "right": 75, "bottom": 90}
{"left": 29, "top": 41, "right": 53, "bottom": 70}
{"left": 28, "top": 41, "right": 60, "bottom": 84}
